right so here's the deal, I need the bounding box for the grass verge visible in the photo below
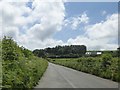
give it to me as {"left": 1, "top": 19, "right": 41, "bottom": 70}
{"left": 49, "top": 57, "right": 119, "bottom": 82}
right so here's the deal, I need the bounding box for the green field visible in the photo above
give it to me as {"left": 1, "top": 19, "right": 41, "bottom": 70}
{"left": 1, "top": 37, "right": 48, "bottom": 89}
{"left": 49, "top": 56, "right": 119, "bottom": 82}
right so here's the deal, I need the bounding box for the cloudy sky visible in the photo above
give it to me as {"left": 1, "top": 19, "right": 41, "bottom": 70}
{"left": 0, "top": 0, "right": 118, "bottom": 51}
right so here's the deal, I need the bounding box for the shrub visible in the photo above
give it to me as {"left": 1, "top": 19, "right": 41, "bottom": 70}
{"left": 101, "top": 53, "right": 112, "bottom": 69}
{"left": 2, "top": 36, "right": 48, "bottom": 89}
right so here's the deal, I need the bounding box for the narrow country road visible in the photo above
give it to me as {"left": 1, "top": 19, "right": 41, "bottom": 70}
{"left": 34, "top": 63, "right": 118, "bottom": 88}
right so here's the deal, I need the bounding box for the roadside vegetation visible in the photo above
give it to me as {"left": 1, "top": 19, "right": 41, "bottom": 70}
{"left": 49, "top": 54, "right": 119, "bottom": 82}
{"left": 1, "top": 36, "right": 48, "bottom": 89}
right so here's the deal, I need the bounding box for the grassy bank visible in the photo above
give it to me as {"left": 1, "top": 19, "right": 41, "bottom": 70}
{"left": 49, "top": 56, "right": 119, "bottom": 82}
{"left": 2, "top": 37, "right": 48, "bottom": 89}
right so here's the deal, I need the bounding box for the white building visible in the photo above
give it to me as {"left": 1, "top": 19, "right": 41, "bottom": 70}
{"left": 85, "top": 51, "right": 102, "bottom": 56}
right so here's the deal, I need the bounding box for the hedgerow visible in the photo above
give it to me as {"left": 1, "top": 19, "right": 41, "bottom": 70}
{"left": 2, "top": 36, "right": 48, "bottom": 89}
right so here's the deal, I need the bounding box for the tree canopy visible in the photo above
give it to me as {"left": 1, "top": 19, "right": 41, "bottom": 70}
{"left": 33, "top": 45, "right": 87, "bottom": 58}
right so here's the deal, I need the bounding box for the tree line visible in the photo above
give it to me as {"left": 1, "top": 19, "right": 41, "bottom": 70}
{"left": 33, "top": 45, "right": 87, "bottom": 58}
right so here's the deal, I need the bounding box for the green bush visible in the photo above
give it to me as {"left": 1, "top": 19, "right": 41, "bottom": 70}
{"left": 2, "top": 36, "right": 48, "bottom": 89}
{"left": 102, "top": 54, "right": 112, "bottom": 68}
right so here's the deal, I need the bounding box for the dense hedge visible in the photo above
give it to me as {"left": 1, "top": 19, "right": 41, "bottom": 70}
{"left": 49, "top": 55, "right": 119, "bottom": 82}
{"left": 1, "top": 37, "right": 48, "bottom": 89}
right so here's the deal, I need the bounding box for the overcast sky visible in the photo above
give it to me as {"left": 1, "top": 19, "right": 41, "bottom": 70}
{"left": 0, "top": 0, "right": 118, "bottom": 51}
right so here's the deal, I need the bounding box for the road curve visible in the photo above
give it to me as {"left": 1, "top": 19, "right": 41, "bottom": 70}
{"left": 34, "top": 62, "right": 118, "bottom": 88}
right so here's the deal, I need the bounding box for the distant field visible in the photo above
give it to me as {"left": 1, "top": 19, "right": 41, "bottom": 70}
{"left": 49, "top": 56, "right": 119, "bottom": 82}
